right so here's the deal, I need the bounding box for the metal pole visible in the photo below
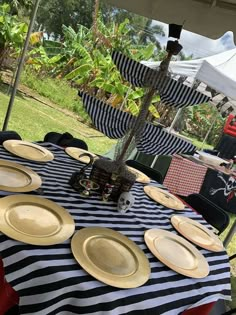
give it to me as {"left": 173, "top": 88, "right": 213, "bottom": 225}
{"left": 151, "top": 107, "right": 182, "bottom": 168}
{"left": 2, "top": 0, "right": 41, "bottom": 131}
{"left": 169, "top": 108, "right": 182, "bottom": 132}
{"left": 223, "top": 219, "right": 236, "bottom": 248}
{"left": 200, "top": 108, "right": 218, "bottom": 150}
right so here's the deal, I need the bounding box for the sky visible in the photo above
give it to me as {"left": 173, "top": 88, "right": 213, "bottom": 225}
{"left": 154, "top": 21, "right": 236, "bottom": 58}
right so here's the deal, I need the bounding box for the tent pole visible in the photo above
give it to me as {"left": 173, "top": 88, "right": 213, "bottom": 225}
{"left": 2, "top": 0, "right": 41, "bottom": 131}
{"left": 168, "top": 108, "right": 182, "bottom": 132}
{"left": 150, "top": 108, "right": 183, "bottom": 169}
{"left": 200, "top": 109, "right": 218, "bottom": 150}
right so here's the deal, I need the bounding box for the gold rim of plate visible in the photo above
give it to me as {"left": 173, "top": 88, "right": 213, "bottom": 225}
{"left": 65, "top": 147, "right": 97, "bottom": 164}
{"left": 0, "top": 159, "right": 42, "bottom": 192}
{"left": 0, "top": 195, "right": 75, "bottom": 245}
{"left": 3, "top": 140, "right": 54, "bottom": 162}
{"left": 127, "top": 166, "right": 150, "bottom": 184}
{"left": 71, "top": 227, "right": 150, "bottom": 288}
{"left": 144, "top": 229, "right": 209, "bottom": 278}
{"left": 171, "top": 215, "right": 224, "bottom": 252}
{"left": 144, "top": 186, "right": 185, "bottom": 210}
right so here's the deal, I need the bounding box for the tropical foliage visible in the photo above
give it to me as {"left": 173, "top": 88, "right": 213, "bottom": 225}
{"left": 0, "top": 3, "right": 28, "bottom": 68}
{"left": 25, "top": 17, "right": 161, "bottom": 118}
{"left": 183, "top": 104, "right": 225, "bottom": 146}
{"left": 0, "top": 0, "right": 226, "bottom": 146}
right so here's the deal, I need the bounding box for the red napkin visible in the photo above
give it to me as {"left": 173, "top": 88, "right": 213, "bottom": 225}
{"left": 0, "top": 257, "right": 19, "bottom": 315}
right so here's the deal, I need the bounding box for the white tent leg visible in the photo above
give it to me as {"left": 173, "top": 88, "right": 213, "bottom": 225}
{"left": 168, "top": 108, "right": 182, "bottom": 132}
{"left": 150, "top": 108, "right": 182, "bottom": 168}
{"left": 200, "top": 111, "right": 218, "bottom": 150}
{"left": 2, "top": 0, "right": 41, "bottom": 131}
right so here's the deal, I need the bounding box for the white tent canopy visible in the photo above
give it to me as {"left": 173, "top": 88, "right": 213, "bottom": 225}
{"left": 106, "top": 0, "right": 236, "bottom": 43}
{"left": 142, "top": 48, "right": 236, "bottom": 100}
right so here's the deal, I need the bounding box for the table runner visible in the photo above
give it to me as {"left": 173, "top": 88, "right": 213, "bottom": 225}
{"left": 0, "top": 143, "right": 231, "bottom": 315}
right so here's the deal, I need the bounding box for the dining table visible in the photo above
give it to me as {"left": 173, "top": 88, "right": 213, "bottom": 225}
{"left": 163, "top": 153, "right": 236, "bottom": 214}
{"left": 0, "top": 142, "right": 231, "bottom": 315}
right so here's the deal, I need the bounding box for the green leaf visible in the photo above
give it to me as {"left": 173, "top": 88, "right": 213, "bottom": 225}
{"left": 48, "top": 54, "right": 64, "bottom": 64}
{"left": 151, "top": 95, "right": 161, "bottom": 103}
{"left": 90, "top": 78, "right": 106, "bottom": 88}
{"left": 101, "top": 83, "right": 116, "bottom": 94}
{"left": 128, "top": 89, "right": 143, "bottom": 100}
{"left": 127, "top": 99, "right": 139, "bottom": 116}
{"left": 65, "top": 64, "right": 92, "bottom": 80}
{"left": 149, "top": 105, "right": 160, "bottom": 119}
{"left": 139, "top": 43, "right": 155, "bottom": 60}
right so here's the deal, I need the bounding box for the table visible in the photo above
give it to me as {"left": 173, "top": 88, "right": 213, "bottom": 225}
{"left": 0, "top": 143, "right": 231, "bottom": 315}
{"left": 216, "top": 134, "right": 236, "bottom": 159}
{"left": 200, "top": 168, "right": 236, "bottom": 214}
{"left": 163, "top": 154, "right": 236, "bottom": 214}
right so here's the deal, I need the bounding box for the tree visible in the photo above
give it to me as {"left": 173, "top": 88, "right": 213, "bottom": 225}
{"left": 0, "top": 3, "right": 28, "bottom": 69}
{"left": 35, "top": 0, "right": 165, "bottom": 52}
{"left": 0, "top": 0, "right": 33, "bottom": 16}
{"left": 36, "top": 0, "right": 95, "bottom": 39}
{"left": 137, "top": 20, "right": 164, "bottom": 50}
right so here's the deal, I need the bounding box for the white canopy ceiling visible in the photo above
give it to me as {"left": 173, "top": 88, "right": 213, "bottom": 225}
{"left": 142, "top": 48, "right": 236, "bottom": 100}
{"left": 105, "top": 0, "right": 236, "bottom": 43}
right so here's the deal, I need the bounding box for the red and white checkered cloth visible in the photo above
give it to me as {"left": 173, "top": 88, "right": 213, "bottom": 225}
{"left": 163, "top": 154, "right": 208, "bottom": 196}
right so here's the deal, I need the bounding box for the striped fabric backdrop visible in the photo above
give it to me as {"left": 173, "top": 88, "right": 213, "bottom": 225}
{"left": 136, "top": 123, "right": 196, "bottom": 155}
{"left": 79, "top": 92, "right": 134, "bottom": 139}
{"left": 80, "top": 92, "right": 196, "bottom": 155}
{"left": 0, "top": 143, "right": 231, "bottom": 315}
{"left": 111, "top": 51, "right": 210, "bottom": 108}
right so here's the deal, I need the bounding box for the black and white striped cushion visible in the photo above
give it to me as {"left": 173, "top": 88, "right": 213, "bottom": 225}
{"left": 111, "top": 51, "right": 210, "bottom": 108}
{"left": 0, "top": 143, "right": 231, "bottom": 315}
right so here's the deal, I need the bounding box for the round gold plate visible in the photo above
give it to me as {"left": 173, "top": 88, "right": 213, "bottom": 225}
{"left": 0, "top": 159, "right": 42, "bottom": 192}
{"left": 3, "top": 140, "right": 54, "bottom": 162}
{"left": 71, "top": 227, "right": 150, "bottom": 288}
{"left": 145, "top": 229, "right": 209, "bottom": 278}
{"left": 127, "top": 166, "right": 150, "bottom": 184}
{"left": 65, "top": 147, "right": 97, "bottom": 164}
{"left": 171, "top": 215, "right": 224, "bottom": 252}
{"left": 144, "top": 186, "right": 185, "bottom": 210}
{"left": 0, "top": 195, "right": 75, "bottom": 245}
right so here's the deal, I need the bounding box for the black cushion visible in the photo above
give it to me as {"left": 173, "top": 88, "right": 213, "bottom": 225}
{"left": 126, "top": 160, "right": 163, "bottom": 183}
{"left": 0, "top": 131, "right": 21, "bottom": 145}
{"left": 185, "top": 193, "right": 230, "bottom": 235}
{"left": 44, "top": 132, "right": 88, "bottom": 150}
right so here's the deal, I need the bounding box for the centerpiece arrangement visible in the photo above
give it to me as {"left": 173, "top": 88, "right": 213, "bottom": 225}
{"left": 76, "top": 24, "right": 210, "bottom": 202}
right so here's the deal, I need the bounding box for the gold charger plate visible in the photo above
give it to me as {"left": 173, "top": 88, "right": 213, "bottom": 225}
{"left": 171, "top": 215, "right": 224, "bottom": 252}
{"left": 65, "top": 147, "right": 97, "bottom": 164}
{"left": 144, "top": 186, "right": 185, "bottom": 210}
{"left": 144, "top": 229, "right": 209, "bottom": 278}
{"left": 0, "top": 160, "right": 42, "bottom": 192}
{"left": 0, "top": 195, "right": 75, "bottom": 245}
{"left": 3, "top": 140, "right": 54, "bottom": 162}
{"left": 127, "top": 166, "right": 150, "bottom": 184}
{"left": 71, "top": 227, "right": 150, "bottom": 288}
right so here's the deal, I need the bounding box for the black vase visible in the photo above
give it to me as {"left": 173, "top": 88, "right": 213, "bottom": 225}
{"left": 168, "top": 24, "right": 183, "bottom": 39}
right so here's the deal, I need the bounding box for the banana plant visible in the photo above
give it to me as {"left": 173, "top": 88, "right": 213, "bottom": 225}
{"left": 25, "top": 16, "right": 160, "bottom": 118}
{"left": 0, "top": 3, "right": 28, "bottom": 67}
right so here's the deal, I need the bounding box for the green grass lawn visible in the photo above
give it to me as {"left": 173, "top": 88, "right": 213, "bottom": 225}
{"left": 0, "top": 84, "right": 116, "bottom": 155}
{"left": 20, "top": 70, "right": 89, "bottom": 121}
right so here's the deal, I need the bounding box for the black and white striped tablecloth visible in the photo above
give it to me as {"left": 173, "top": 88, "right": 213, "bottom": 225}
{"left": 0, "top": 143, "right": 231, "bottom": 315}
